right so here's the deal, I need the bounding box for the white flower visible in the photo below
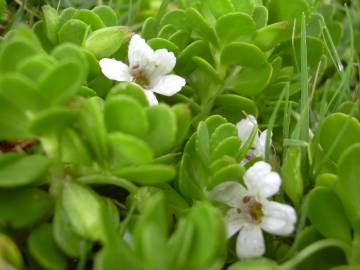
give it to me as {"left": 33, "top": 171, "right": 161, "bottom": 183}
{"left": 207, "top": 161, "right": 296, "bottom": 259}
{"left": 99, "top": 34, "right": 186, "bottom": 105}
{"left": 236, "top": 115, "right": 270, "bottom": 162}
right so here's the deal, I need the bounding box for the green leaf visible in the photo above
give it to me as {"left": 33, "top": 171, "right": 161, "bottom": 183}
{"left": 145, "top": 105, "right": 177, "bottom": 156}
{"left": 113, "top": 164, "right": 176, "bottom": 185}
{"left": 176, "top": 40, "right": 213, "bottom": 76}
{"left": 0, "top": 74, "right": 46, "bottom": 114}
{"left": 0, "top": 153, "right": 49, "bottom": 188}
{"left": 228, "top": 258, "right": 278, "bottom": 270}
{"left": 172, "top": 104, "right": 191, "bottom": 145}
{"left": 185, "top": 8, "right": 218, "bottom": 45}
{"left": 105, "top": 96, "right": 148, "bottom": 138}
{"left": 192, "top": 56, "right": 221, "bottom": 83}
{"left": 307, "top": 187, "right": 352, "bottom": 242}
{"left": 28, "top": 223, "right": 67, "bottom": 270}
{"left": 92, "top": 5, "right": 118, "bottom": 26}
{"left": 107, "top": 82, "right": 148, "bottom": 107}
{"left": 214, "top": 94, "right": 258, "bottom": 122}
{"left": 59, "top": 7, "right": 77, "bottom": 26}
{"left": 39, "top": 61, "right": 83, "bottom": 105}
{"left": 73, "top": 9, "right": 106, "bottom": 30}
{"left": 186, "top": 202, "right": 226, "bottom": 269}
{"left": 148, "top": 38, "right": 179, "bottom": 55}
{"left": 29, "top": 107, "right": 78, "bottom": 137}
{"left": 61, "top": 128, "right": 92, "bottom": 165}
{"left": 0, "top": 187, "right": 50, "bottom": 229}
{"left": 211, "top": 136, "right": 241, "bottom": 161}
{"left": 79, "top": 97, "right": 109, "bottom": 165}
{"left": 0, "top": 233, "right": 23, "bottom": 269}
{"left": 252, "top": 6, "right": 268, "bottom": 29}
{"left": 205, "top": 115, "right": 227, "bottom": 135}
{"left": 230, "top": 62, "right": 273, "bottom": 96}
{"left": 58, "top": 19, "right": 90, "bottom": 46}
{"left": 215, "top": 12, "right": 256, "bottom": 43}
{"left": 85, "top": 26, "right": 131, "bottom": 58}
{"left": 209, "top": 123, "right": 238, "bottom": 153}
{"left": 209, "top": 164, "right": 245, "bottom": 189}
{"left": 17, "top": 54, "right": 56, "bottom": 83}
{"left": 0, "top": 40, "right": 42, "bottom": 73}
{"left": 53, "top": 201, "right": 88, "bottom": 258}
{"left": 0, "top": 0, "right": 6, "bottom": 20}
{"left": 319, "top": 113, "right": 360, "bottom": 163}
{"left": 42, "top": 5, "right": 60, "bottom": 44}
{"left": 252, "top": 21, "right": 290, "bottom": 51}
{"left": 196, "top": 121, "right": 210, "bottom": 165}
{"left": 337, "top": 143, "right": 360, "bottom": 228}
{"left": 33, "top": 21, "right": 53, "bottom": 52}
{"left": 141, "top": 17, "right": 157, "bottom": 40}
{"left": 281, "top": 146, "right": 303, "bottom": 208}
{"left": 268, "top": 0, "right": 309, "bottom": 26}
{"left": 108, "top": 132, "right": 153, "bottom": 165}
{"left": 206, "top": 0, "right": 234, "bottom": 18}
{"left": 62, "top": 181, "right": 105, "bottom": 241}
{"left": 221, "top": 42, "right": 266, "bottom": 68}
{"left": 160, "top": 10, "right": 190, "bottom": 31}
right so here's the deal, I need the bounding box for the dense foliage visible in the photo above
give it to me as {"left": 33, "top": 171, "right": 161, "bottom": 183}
{"left": 0, "top": 0, "right": 360, "bottom": 269}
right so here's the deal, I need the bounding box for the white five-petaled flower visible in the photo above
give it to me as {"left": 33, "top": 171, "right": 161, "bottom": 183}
{"left": 207, "top": 161, "right": 296, "bottom": 259}
{"left": 99, "top": 34, "right": 186, "bottom": 105}
{"left": 236, "top": 115, "right": 270, "bottom": 162}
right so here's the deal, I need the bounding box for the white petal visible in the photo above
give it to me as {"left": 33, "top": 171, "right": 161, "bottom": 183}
{"left": 255, "top": 129, "right": 269, "bottom": 158}
{"left": 207, "top": 181, "right": 247, "bottom": 208}
{"left": 128, "top": 34, "right": 156, "bottom": 76}
{"left": 143, "top": 90, "right": 158, "bottom": 106}
{"left": 99, "top": 58, "right": 131, "bottom": 82}
{"left": 244, "top": 161, "right": 281, "bottom": 198}
{"left": 236, "top": 224, "right": 265, "bottom": 259}
{"left": 149, "top": 75, "right": 185, "bottom": 96}
{"left": 225, "top": 208, "right": 246, "bottom": 238}
{"left": 236, "top": 115, "right": 257, "bottom": 146}
{"left": 261, "top": 201, "right": 297, "bottom": 235}
{"left": 151, "top": 49, "right": 176, "bottom": 77}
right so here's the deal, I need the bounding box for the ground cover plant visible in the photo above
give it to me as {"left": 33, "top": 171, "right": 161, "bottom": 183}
{"left": 0, "top": 0, "right": 360, "bottom": 269}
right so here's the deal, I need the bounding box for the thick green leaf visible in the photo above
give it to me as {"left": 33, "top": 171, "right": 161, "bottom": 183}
{"left": 268, "top": 0, "right": 309, "bottom": 26}
{"left": 172, "top": 103, "right": 191, "bottom": 145}
{"left": 307, "top": 187, "right": 351, "bottom": 242}
{"left": 113, "top": 164, "right": 176, "bottom": 185}
{"left": 105, "top": 96, "right": 148, "bottom": 138}
{"left": 337, "top": 143, "right": 360, "bottom": 228}
{"left": 108, "top": 132, "right": 153, "bottom": 165}
{"left": 62, "top": 181, "right": 105, "bottom": 241}
{"left": 252, "top": 21, "right": 290, "bottom": 51}
{"left": 206, "top": 0, "right": 234, "bottom": 18}
{"left": 92, "top": 5, "right": 118, "bottom": 26}
{"left": 209, "top": 164, "right": 245, "bottom": 189}
{"left": 29, "top": 107, "right": 78, "bottom": 137}
{"left": 58, "top": 19, "right": 89, "bottom": 46}
{"left": 39, "top": 61, "right": 83, "bottom": 105}
{"left": 319, "top": 113, "right": 360, "bottom": 163}
{"left": 221, "top": 42, "right": 266, "bottom": 68}
{"left": 281, "top": 146, "right": 303, "bottom": 208}
{"left": 0, "top": 153, "right": 49, "bottom": 187}
{"left": 28, "top": 223, "right": 67, "bottom": 270}
{"left": 61, "top": 128, "right": 92, "bottom": 165}
{"left": 211, "top": 136, "right": 241, "bottom": 161}
{"left": 209, "top": 123, "right": 238, "bottom": 153}
{"left": 17, "top": 54, "right": 56, "bottom": 83}
{"left": 0, "top": 187, "right": 50, "bottom": 229}
{"left": 215, "top": 12, "right": 256, "bottom": 43}
{"left": 230, "top": 62, "right": 273, "bottom": 96}
{"left": 252, "top": 6, "right": 268, "bottom": 29}
{"left": 73, "top": 9, "right": 106, "bottom": 30}
{"left": 0, "top": 40, "right": 42, "bottom": 72}
{"left": 0, "top": 233, "right": 23, "bottom": 269}
{"left": 145, "top": 105, "right": 177, "bottom": 156}
{"left": 42, "top": 5, "right": 60, "bottom": 44}
{"left": 228, "top": 258, "right": 278, "bottom": 270}
{"left": 107, "top": 82, "right": 148, "bottom": 107}
{"left": 85, "top": 26, "right": 131, "bottom": 58}
{"left": 148, "top": 38, "right": 179, "bottom": 55}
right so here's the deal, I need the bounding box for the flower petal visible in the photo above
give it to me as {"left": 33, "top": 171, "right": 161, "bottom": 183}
{"left": 207, "top": 181, "right": 247, "bottom": 208}
{"left": 225, "top": 208, "right": 246, "bottom": 238}
{"left": 128, "top": 34, "right": 156, "bottom": 76}
{"left": 261, "top": 201, "right": 296, "bottom": 235}
{"left": 236, "top": 224, "right": 265, "bottom": 259}
{"left": 152, "top": 49, "right": 176, "bottom": 77}
{"left": 255, "top": 129, "right": 269, "bottom": 158}
{"left": 149, "top": 74, "right": 185, "bottom": 96}
{"left": 99, "top": 58, "right": 131, "bottom": 82}
{"left": 244, "top": 161, "right": 281, "bottom": 198}
{"left": 143, "top": 90, "right": 158, "bottom": 106}
{"left": 236, "top": 115, "right": 257, "bottom": 146}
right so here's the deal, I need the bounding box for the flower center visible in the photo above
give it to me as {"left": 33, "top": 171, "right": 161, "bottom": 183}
{"left": 242, "top": 196, "right": 264, "bottom": 224}
{"left": 131, "top": 65, "right": 151, "bottom": 89}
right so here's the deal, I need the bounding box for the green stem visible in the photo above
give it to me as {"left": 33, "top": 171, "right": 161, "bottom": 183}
{"left": 77, "top": 174, "right": 139, "bottom": 194}
{"left": 279, "top": 239, "right": 351, "bottom": 270}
